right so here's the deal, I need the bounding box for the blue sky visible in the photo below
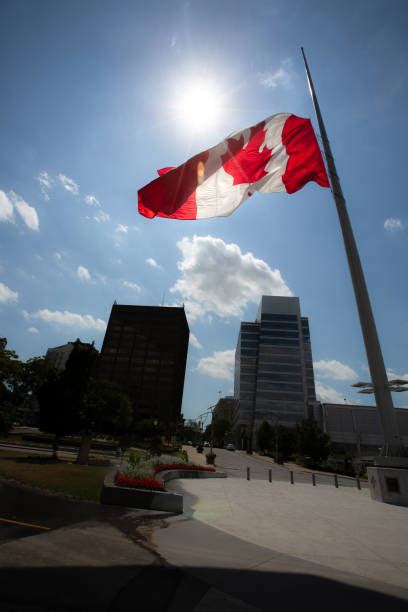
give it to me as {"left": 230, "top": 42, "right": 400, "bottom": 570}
{"left": 1, "top": 0, "right": 407, "bottom": 422}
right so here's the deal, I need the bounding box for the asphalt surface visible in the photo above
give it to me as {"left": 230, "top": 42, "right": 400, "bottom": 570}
{"left": 0, "top": 476, "right": 149, "bottom": 546}
{"left": 211, "top": 447, "right": 367, "bottom": 488}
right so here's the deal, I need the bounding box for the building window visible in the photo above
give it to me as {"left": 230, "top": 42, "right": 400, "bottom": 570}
{"left": 261, "top": 314, "right": 298, "bottom": 322}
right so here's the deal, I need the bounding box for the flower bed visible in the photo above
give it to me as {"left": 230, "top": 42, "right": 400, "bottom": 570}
{"left": 153, "top": 463, "right": 216, "bottom": 474}
{"left": 115, "top": 472, "right": 165, "bottom": 492}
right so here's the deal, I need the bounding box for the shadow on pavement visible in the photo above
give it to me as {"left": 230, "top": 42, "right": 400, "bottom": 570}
{"left": 0, "top": 563, "right": 407, "bottom": 611}
{"left": 0, "top": 478, "right": 176, "bottom": 547}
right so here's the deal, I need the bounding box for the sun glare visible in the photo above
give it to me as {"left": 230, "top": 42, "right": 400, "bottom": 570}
{"left": 175, "top": 79, "right": 223, "bottom": 131}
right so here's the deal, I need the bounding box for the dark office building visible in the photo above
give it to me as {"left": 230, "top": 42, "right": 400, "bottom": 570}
{"left": 98, "top": 304, "right": 189, "bottom": 424}
{"left": 235, "top": 296, "right": 316, "bottom": 446}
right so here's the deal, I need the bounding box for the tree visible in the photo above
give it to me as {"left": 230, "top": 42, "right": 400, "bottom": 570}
{"left": 38, "top": 341, "right": 134, "bottom": 463}
{"left": 133, "top": 418, "right": 163, "bottom": 453}
{"left": 257, "top": 421, "right": 273, "bottom": 454}
{"left": 296, "top": 418, "right": 331, "bottom": 467}
{"left": 0, "top": 400, "right": 16, "bottom": 435}
{"left": 76, "top": 379, "right": 133, "bottom": 464}
{"left": 211, "top": 418, "right": 231, "bottom": 447}
{"left": 0, "top": 348, "right": 24, "bottom": 403}
{"left": 23, "top": 356, "right": 54, "bottom": 398}
{"left": 38, "top": 368, "right": 76, "bottom": 458}
{"left": 38, "top": 341, "right": 97, "bottom": 459}
{"left": 274, "top": 425, "right": 297, "bottom": 461}
{"left": 0, "top": 347, "right": 24, "bottom": 433}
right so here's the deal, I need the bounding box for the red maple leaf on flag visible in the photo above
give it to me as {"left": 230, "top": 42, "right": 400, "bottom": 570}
{"left": 222, "top": 120, "right": 272, "bottom": 186}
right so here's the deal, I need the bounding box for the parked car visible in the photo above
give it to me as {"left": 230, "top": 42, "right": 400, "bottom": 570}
{"left": 225, "top": 443, "right": 235, "bottom": 451}
{"left": 203, "top": 441, "right": 210, "bottom": 447}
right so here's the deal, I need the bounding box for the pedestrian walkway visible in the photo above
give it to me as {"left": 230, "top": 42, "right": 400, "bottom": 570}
{"left": 184, "top": 444, "right": 208, "bottom": 467}
{"left": 161, "top": 477, "right": 408, "bottom": 593}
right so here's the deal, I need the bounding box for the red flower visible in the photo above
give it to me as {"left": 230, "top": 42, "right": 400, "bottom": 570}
{"left": 115, "top": 472, "right": 165, "bottom": 491}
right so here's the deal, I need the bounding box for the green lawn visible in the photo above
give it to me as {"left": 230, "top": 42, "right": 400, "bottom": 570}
{"left": 0, "top": 450, "right": 110, "bottom": 501}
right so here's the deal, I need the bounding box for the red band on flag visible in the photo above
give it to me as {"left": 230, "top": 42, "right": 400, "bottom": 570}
{"left": 281, "top": 115, "right": 329, "bottom": 194}
{"left": 138, "top": 150, "right": 209, "bottom": 219}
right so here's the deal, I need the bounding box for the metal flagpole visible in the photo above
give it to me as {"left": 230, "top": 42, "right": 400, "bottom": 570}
{"left": 301, "top": 47, "right": 402, "bottom": 457}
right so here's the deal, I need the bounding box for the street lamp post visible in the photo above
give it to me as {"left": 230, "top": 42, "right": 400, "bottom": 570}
{"left": 351, "top": 379, "right": 408, "bottom": 456}
{"left": 352, "top": 380, "right": 408, "bottom": 395}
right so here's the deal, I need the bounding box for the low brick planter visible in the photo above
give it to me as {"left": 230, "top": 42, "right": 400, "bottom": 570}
{"left": 100, "top": 469, "right": 183, "bottom": 513}
{"left": 100, "top": 466, "right": 227, "bottom": 514}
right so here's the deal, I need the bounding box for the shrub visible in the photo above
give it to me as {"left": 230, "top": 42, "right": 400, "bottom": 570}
{"left": 150, "top": 454, "right": 186, "bottom": 466}
{"left": 205, "top": 452, "right": 216, "bottom": 465}
{"left": 123, "top": 464, "right": 153, "bottom": 479}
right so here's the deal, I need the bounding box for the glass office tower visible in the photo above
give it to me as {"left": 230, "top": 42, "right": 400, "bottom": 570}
{"left": 234, "top": 296, "right": 316, "bottom": 444}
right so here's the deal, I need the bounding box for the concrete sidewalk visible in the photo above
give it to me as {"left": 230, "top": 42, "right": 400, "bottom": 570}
{"left": 154, "top": 512, "right": 408, "bottom": 611}
{"left": 0, "top": 517, "right": 260, "bottom": 611}
{"left": 151, "top": 477, "right": 408, "bottom": 609}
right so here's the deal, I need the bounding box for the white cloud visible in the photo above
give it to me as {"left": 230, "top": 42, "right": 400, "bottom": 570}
{"left": 94, "top": 210, "right": 110, "bottom": 223}
{"left": 9, "top": 192, "right": 40, "bottom": 231}
{"left": 122, "top": 280, "right": 142, "bottom": 293}
{"left": 77, "top": 265, "right": 91, "bottom": 281}
{"left": 315, "top": 381, "right": 345, "bottom": 404}
{"left": 54, "top": 252, "right": 63, "bottom": 261}
{"left": 196, "top": 349, "right": 235, "bottom": 380}
{"left": 0, "top": 281, "right": 18, "bottom": 304}
{"left": 84, "top": 194, "right": 100, "bottom": 207}
{"left": 58, "top": 173, "right": 79, "bottom": 195}
{"left": 37, "top": 171, "right": 53, "bottom": 200}
{"left": 0, "top": 190, "right": 14, "bottom": 223}
{"left": 258, "top": 59, "right": 296, "bottom": 89}
{"left": 28, "top": 326, "right": 39, "bottom": 334}
{"left": 95, "top": 273, "right": 108, "bottom": 285}
{"left": 189, "top": 332, "right": 202, "bottom": 350}
{"left": 384, "top": 217, "right": 404, "bottom": 231}
{"left": 313, "top": 359, "right": 357, "bottom": 381}
{"left": 171, "top": 235, "right": 292, "bottom": 320}
{"left": 115, "top": 224, "right": 128, "bottom": 233}
{"left": 146, "top": 257, "right": 161, "bottom": 269}
{"left": 27, "top": 309, "right": 106, "bottom": 332}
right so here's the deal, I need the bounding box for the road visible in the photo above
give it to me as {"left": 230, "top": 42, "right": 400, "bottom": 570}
{"left": 209, "top": 447, "right": 367, "bottom": 488}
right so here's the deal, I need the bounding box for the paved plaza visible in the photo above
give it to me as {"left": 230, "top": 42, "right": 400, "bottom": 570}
{"left": 155, "top": 475, "right": 408, "bottom": 602}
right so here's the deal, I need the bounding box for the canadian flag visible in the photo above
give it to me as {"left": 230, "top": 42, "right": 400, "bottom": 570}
{"left": 138, "top": 113, "right": 329, "bottom": 220}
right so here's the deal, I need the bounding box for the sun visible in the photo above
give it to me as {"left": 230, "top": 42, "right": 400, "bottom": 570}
{"left": 175, "top": 79, "right": 223, "bottom": 132}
